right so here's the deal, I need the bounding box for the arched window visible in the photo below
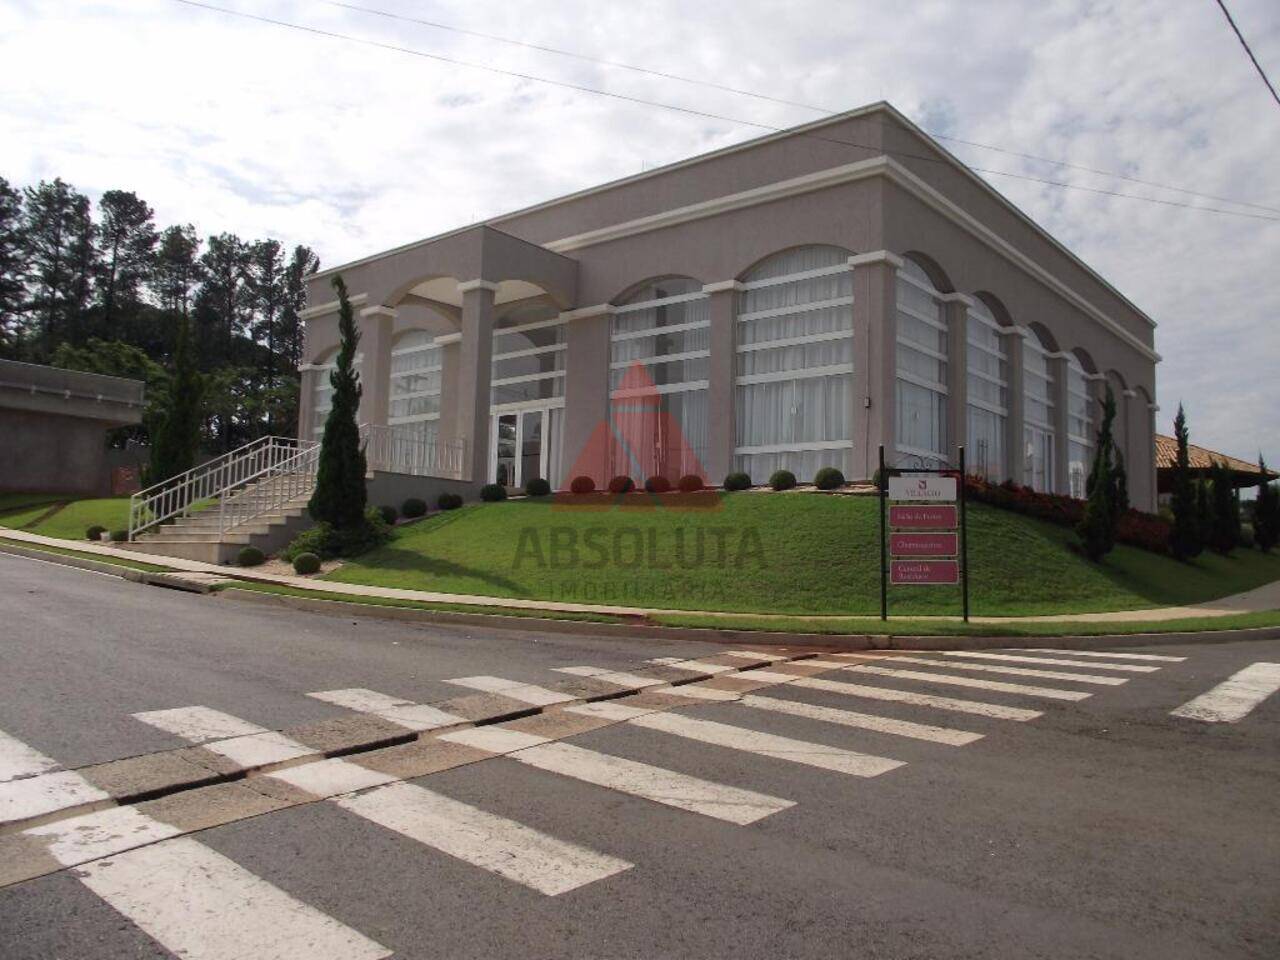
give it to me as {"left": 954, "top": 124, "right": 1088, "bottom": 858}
{"left": 1022, "top": 331, "right": 1056, "bottom": 492}
{"left": 1065, "top": 355, "right": 1093, "bottom": 499}
{"left": 966, "top": 298, "right": 1008, "bottom": 480}
{"left": 734, "top": 246, "right": 854, "bottom": 482}
{"left": 896, "top": 258, "right": 949, "bottom": 462}
{"left": 389, "top": 330, "right": 443, "bottom": 446}
{"left": 609, "top": 277, "right": 709, "bottom": 481}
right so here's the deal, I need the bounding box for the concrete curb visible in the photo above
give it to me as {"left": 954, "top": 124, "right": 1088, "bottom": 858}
{"left": 217, "top": 583, "right": 1280, "bottom": 650}
{"left": 0, "top": 542, "right": 151, "bottom": 582}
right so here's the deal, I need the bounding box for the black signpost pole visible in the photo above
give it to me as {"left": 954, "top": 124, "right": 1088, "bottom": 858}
{"left": 959, "top": 445, "right": 970, "bottom": 623}
{"left": 878, "top": 444, "right": 888, "bottom": 621}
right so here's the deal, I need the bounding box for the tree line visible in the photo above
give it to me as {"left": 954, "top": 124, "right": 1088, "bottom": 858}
{"left": 0, "top": 175, "right": 319, "bottom": 453}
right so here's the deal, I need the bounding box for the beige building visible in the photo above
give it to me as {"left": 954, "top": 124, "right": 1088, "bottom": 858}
{"left": 299, "top": 102, "right": 1159, "bottom": 510}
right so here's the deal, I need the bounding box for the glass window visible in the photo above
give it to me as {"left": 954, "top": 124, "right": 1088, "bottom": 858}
{"left": 1066, "top": 355, "right": 1092, "bottom": 499}
{"left": 966, "top": 299, "right": 1008, "bottom": 480}
{"left": 609, "top": 277, "right": 710, "bottom": 481}
{"left": 310, "top": 348, "right": 362, "bottom": 439}
{"left": 491, "top": 304, "right": 566, "bottom": 409}
{"left": 1022, "top": 335, "right": 1056, "bottom": 492}
{"left": 734, "top": 246, "right": 854, "bottom": 482}
{"left": 895, "top": 259, "right": 948, "bottom": 462}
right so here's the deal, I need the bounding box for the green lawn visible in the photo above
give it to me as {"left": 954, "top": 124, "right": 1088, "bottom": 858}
{"left": 323, "top": 494, "right": 1280, "bottom": 617}
{"left": 0, "top": 501, "right": 64, "bottom": 529}
{"left": 20, "top": 497, "right": 133, "bottom": 540}
{"left": 0, "top": 492, "right": 65, "bottom": 515}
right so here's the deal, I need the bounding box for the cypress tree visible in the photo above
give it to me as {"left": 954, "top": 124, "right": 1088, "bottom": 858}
{"left": 1208, "top": 460, "right": 1238, "bottom": 555}
{"left": 1112, "top": 446, "right": 1129, "bottom": 517}
{"left": 1255, "top": 456, "right": 1278, "bottom": 553}
{"left": 1077, "top": 386, "right": 1117, "bottom": 560}
{"left": 1194, "top": 479, "right": 1212, "bottom": 556}
{"left": 307, "top": 275, "right": 367, "bottom": 529}
{"left": 1169, "top": 404, "right": 1201, "bottom": 560}
{"left": 146, "top": 314, "right": 204, "bottom": 486}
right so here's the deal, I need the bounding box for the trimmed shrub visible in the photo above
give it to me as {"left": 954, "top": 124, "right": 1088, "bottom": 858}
{"left": 570, "top": 475, "right": 596, "bottom": 494}
{"left": 525, "top": 477, "right": 551, "bottom": 497}
{"left": 401, "top": 497, "right": 427, "bottom": 519}
{"left": 769, "top": 469, "right": 797, "bottom": 491}
{"left": 677, "top": 474, "right": 704, "bottom": 493}
{"left": 237, "top": 545, "right": 265, "bottom": 567}
{"left": 480, "top": 483, "right": 507, "bottom": 502}
{"left": 437, "top": 492, "right": 463, "bottom": 511}
{"left": 723, "top": 471, "right": 751, "bottom": 492}
{"left": 377, "top": 504, "right": 398, "bottom": 526}
{"left": 644, "top": 475, "right": 672, "bottom": 494}
{"left": 108, "top": 529, "right": 128, "bottom": 542}
{"left": 86, "top": 524, "right": 107, "bottom": 541}
{"left": 292, "top": 552, "right": 321, "bottom": 575}
{"left": 813, "top": 467, "right": 846, "bottom": 490}
{"left": 608, "top": 475, "right": 635, "bottom": 494}
{"left": 280, "top": 507, "right": 391, "bottom": 561}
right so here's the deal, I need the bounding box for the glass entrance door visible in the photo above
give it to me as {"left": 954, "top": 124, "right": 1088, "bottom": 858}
{"left": 494, "top": 414, "right": 518, "bottom": 487}
{"left": 491, "top": 408, "right": 551, "bottom": 487}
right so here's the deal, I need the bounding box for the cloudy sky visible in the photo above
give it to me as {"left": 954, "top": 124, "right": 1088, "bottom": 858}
{"left": 2, "top": 0, "right": 1278, "bottom": 465}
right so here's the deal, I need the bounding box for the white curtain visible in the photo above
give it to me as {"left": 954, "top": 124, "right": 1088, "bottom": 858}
{"left": 895, "top": 260, "right": 948, "bottom": 460}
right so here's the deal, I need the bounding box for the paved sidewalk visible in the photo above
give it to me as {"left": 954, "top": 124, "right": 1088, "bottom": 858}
{"left": 2, "top": 527, "right": 1277, "bottom": 625}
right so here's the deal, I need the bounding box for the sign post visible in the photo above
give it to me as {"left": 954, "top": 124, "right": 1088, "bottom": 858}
{"left": 878, "top": 445, "right": 970, "bottom": 622}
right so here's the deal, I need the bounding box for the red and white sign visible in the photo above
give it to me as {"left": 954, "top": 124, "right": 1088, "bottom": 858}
{"left": 888, "top": 504, "right": 957, "bottom": 529}
{"left": 890, "top": 532, "right": 958, "bottom": 557}
{"left": 891, "top": 559, "right": 959, "bottom": 585}
{"left": 888, "top": 475, "right": 957, "bottom": 502}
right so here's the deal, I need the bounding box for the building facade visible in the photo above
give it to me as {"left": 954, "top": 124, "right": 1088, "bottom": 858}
{"left": 299, "top": 103, "right": 1160, "bottom": 511}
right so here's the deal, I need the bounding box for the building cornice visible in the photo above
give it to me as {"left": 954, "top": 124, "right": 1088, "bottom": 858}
{"left": 300, "top": 291, "right": 368, "bottom": 319}
{"left": 433, "top": 332, "right": 462, "bottom": 346}
{"left": 457, "top": 279, "right": 499, "bottom": 294}
{"left": 847, "top": 250, "right": 904, "bottom": 269}
{"left": 557, "top": 303, "right": 617, "bottom": 322}
{"left": 702, "top": 280, "right": 745, "bottom": 294}
{"left": 359, "top": 305, "right": 397, "bottom": 320}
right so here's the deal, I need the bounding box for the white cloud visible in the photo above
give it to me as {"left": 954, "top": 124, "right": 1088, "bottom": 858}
{"left": 1, "top": 0, "right": 1277, "bottom": 463}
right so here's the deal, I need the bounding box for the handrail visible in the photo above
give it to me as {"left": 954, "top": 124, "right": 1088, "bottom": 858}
{"left": 361, "top": 423, "right": 466, "bottom": 480}
{"left": 212, "top": 442, "right": 321, "bottom": 536}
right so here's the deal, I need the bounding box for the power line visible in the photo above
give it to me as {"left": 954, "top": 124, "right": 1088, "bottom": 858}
{"left": 168, "top": 0, "right": 1280, "bottom": 223}
{"left": 1214, "top": 0, "right": 1280, "bottom": 110}
{"left": 318, "top": 0, "right": 1280, "bottom": 216}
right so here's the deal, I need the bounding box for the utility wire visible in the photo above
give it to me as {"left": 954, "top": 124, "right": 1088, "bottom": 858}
{"left": 1214, "top": 0, "right": 1280, "bottom": 110}
{"left": 169, "top": 0, "right": 1280, "bottom": 222}
{"left": 319, "top": 0, "right": 1280, "bottom": 216}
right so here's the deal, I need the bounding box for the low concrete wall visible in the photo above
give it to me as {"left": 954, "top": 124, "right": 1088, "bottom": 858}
{"left": 0, "top": 409, "right": 111, "bottom": 496}
{"left": 368, "top": 471, "right": 480, "bottom": 512}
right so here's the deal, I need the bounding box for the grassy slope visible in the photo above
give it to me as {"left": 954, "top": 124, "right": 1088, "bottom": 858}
{"left": 0, "top": 492, "right": 64, "bottom": 514}
{"left": 22, "top": 498, "right": 132, "bottom": 540}
{"left": 324, "top": 494, "right": 1280, "bottom": 616}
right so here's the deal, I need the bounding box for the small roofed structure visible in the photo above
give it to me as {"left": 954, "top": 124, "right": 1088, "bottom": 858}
{"left": 1154, "top": 433, "right": 1277, "bottom": 495}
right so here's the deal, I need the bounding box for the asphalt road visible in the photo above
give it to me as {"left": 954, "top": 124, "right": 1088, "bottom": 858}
{"left": 1, "top": 551, "right": 1278, "bottom": 959}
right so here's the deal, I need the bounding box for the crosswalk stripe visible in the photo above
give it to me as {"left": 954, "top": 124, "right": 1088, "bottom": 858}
{"left": 0, "top": 729, "right": 61, "bottom": 783}
{"left": 440, "top": 727, "right": 551, "bottom": 753}
{"left": 671, "top": 684, "right": 742, "bottom": 702}
{"left": 880, "top": 657, "right": 1128, "bottom": 686}
{"left": 939, "top": 651, "right": 1159, "bottom": 673}
{"left": 627, "top": 712, "right": 905, "bottom": 777}
{"left": 335, "top": 780, "right": 632, "bottom": 895}
{"left": 510, "top": 741, "right": 795, "bottom": 824}
{"left": 307, "top": 689, "right": 465, "bottom": 732}
{"left": 444, "top": 676, "right": 578, "bottom": 706}
{"left": 1170, "top": 662, "right": 1280, "bottom": 723}
{"left": 0, "top": 768, "right": 110, "bottom": 827}
{"left": 642, "top": 659, "right": 736, "bottom": 674}
{"left": 739, "top": 694, "right": 983, "bottom": 745}
{"left": 787, "top": 676, "right": 1043, "bottom": 720}
{"left": 26, "top": 804, "right": 181, "bottom": 866}
{"left": 552, "top": 666, "right": 668, "bottom": 689}
{"left": 723, "top": 651, "right": 785, "bottom": 662}
{"left": 846, "top": 664, "right": 1092, "bottom": 701}
{"left": 77, "top": 836, "right": 391, "bottom": 960}
{"left": 131, "top": 705, "right": 269, "bottom": 743}
{"left": 1025, "top": 648, "right": 1186, "bottom": 662}
{"left": 733, "top": 670, "right": 803, "bottom": 684}
{"left": 266, "top": 758, "right": 400, "bottom": 798}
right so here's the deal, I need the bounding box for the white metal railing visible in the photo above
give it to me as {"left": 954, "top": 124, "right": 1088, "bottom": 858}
{"left": 362, "top": 423, "right": 466, "bottom": 480}
{"left": 211, "top": 441, "right": 322, "bottom": 535}
{"left": 128, "top": 436, "right": 317, "bottom": 539}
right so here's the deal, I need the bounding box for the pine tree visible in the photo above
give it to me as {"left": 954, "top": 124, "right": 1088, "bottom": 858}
{"left": 307, "top": 275, "right": 367, "bottom": 529}
{"left": 1077, "top": 386, "right": 1117, "bottom": 560}
{"left": 96, "top": 190, "right": 157, "bottom": 332}
{"left": 146, "top": 314, "right": 205, "bottom": 486}
{"left": 0, "top": 177, "right": 25, "bottom": 358}
{"left": 22, "top": 178, "right": 96, "bottom": 356}
{"left": 1255, "top": 456, "right": 1279, "bottom": 553}
{"left": 249, "top": 240, "right": 285, "bottom": 433}
{"left": 1207, "top": 460, "right": 1238, "bottom": 555}
{"left": 151, "top": 225, "right": 203, "bottom": 318}
{"left": 1169, "top": 404, "right": 1201, "bottom": 560}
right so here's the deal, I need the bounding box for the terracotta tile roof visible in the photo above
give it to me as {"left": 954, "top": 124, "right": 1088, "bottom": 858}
{"left": 1154, "top": 434, "right": 1276, "bottom": 477}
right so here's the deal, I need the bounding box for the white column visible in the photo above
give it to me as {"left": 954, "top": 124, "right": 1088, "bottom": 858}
{"left": 456, "top": 280, "right": 497, "bottom": 484}
{"left": 1049, "top": 353, "right": 1070, "bottom": 495}
{"left": 358, "top": 305, "right": 396, "bottom": 430}
{"left": 1005, "top": 330, "right": 1026, "bottom": 485}
{"left": 849, "top": 251, "right": 903, "bottom": 479}
{"left": 559, "top": 303, "right": 615, "bottom": 486}
{"left": 703, "top": 280, "right": 742, "bottom": 484}
{"left": 943, "top": 293, "right": 973, "bottom": 469}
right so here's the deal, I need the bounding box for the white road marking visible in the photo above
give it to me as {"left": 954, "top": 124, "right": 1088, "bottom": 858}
{"left": 510, "top": 741, "right": 794, "bottom": 824}
{"left": 552, "top": 666, "right": 668, "bottom": 689}
{"left": 882, "top": 657, "right": 1128, "bottom": 686}
{"left": 132, "top": 705, "right": 268, "bottom": 743}
{"left": 0, "top": 729, "right": 61, "bottom": 783}
{"left": 439, "top": 727, "right": 551, "bottom": 754}
{"left": 336, "top": 780, "right": 632, "bottom": 896}
{"left": 627, "top": 712, "right": 904, "bottom": 777}
{"left": 1026, "top": 648, "right": 1186, "bottom": 662}
{"left": 26, "top": 804, "right": 180, "bottom": 866}
{"left": 265, "top": 758, "right": 398, "bottom": 799}
{"left": 307, "top": 689, "right": 465, "bottom": 732}
{"left": 642, "top": 659, "right": 736, "bottom": 675}
{"left": 733, "top": 670, "right": 802, "bottom": 684}
{"left": 787, "top": 676, "right": 1042, "bottom": 721}
{"left": 939, "top": 651, "right": 1159, "bottom": 673}
{"left": 202, "top": 731, "right": 315, "bottom": 768}
{"left": 443, "top": 676, "right": 577, "bottom": 706}
{"left": 1170, "top": 662, "right": 1280, "bottom": 723}
{"left": 674, "top": 685, "right": 742, "bottom": 702}
{"left": 723, "top": 651, "right": 786, "bottom": 662}
{"left": 0, "top": 769, "right": 110, "bottom": 826}
{"left": 76, "top": 836, "right": 391, "bottom": 960}
{"left": 564, "top": 702, "right": 656, "bottom": 722}
{"left": 846, "top": 664, "right": 1092, "bottom": 701}
{"left": 739, "top": 695, "right": 983, "bottom": 746}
